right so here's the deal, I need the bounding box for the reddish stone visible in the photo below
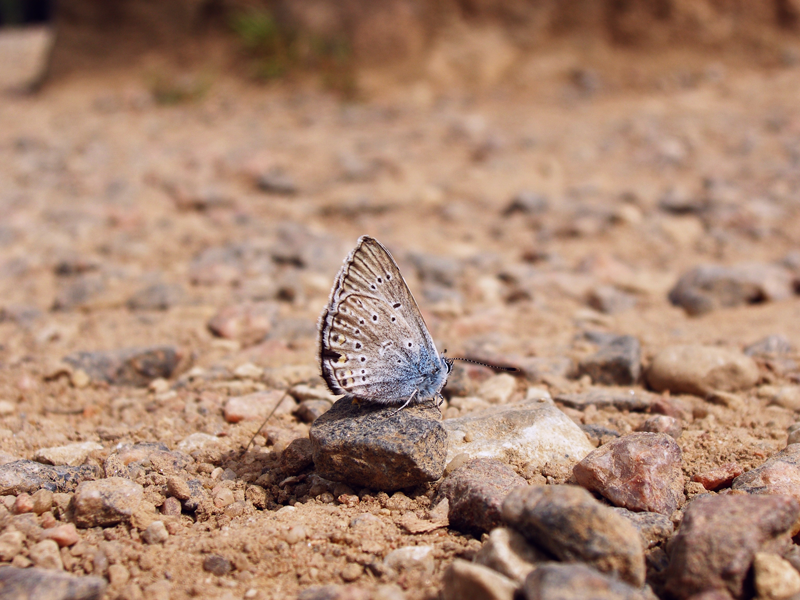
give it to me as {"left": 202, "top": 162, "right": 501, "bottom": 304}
{"left": 573, "top": 432, "right": 685, "bottom": 515}
{"left": 692, "top": 463, "right": 744, "bottom": 491}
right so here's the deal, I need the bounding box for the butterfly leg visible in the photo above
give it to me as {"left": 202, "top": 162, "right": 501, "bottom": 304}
{"left": 387, "top": 389, "right": 418, "bottom": 417}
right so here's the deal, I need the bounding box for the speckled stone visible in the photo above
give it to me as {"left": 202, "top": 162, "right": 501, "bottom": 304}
{"left": 309, "top": 395, "right": 446, "bottom": 492}
{"left": 0, "top": 566, "right": 106, "bottom": 600}
{"left": 668, "top": 263, "right": 794, "bottom": 316}
{"left": 62, "top": 345, "right": 183, "bottom": 386}
{"left": 0, "top": 460, "right": 100, "bottom": 495}
{"left": 72, "top": 478, "right": 144, "bottom": 528}
{"left": 503, "top": 485, "right": 645, "bottom": 587}
{"left": 577, "top": 335, "right": 641, "bottom": 385}
{"left": 435, "top": 458, "right": 526, "bottom": 535}
{"left": 664, "top": 494, "right": 800, "bottom": 600}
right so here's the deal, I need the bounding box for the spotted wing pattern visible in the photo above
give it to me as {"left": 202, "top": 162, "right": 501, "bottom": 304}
{"left": 318, "top": 236, "right": 448, "bottom": 404}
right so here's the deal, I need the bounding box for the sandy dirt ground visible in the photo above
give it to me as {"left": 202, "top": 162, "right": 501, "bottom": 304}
{"left": 1, "top": 26, "right": 800, "bottom": 600}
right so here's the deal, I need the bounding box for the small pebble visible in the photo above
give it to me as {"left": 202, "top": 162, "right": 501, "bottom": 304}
{"left": 203, "top": 554, "right": 232, "bottom": 576}
{"left": 0, "top": 530, "right": 25, "bottom": 561}
{"left": 691, "top": 463, "right": 743, "bottom": 491}
{"left": 142, "top": 521, "right": 169, "bottom": 545}
{"left": 282, "top": 525, "right": 307, "bottom": 545}
{"left": 29, "top": 539, "right": 63, "bottom": 570}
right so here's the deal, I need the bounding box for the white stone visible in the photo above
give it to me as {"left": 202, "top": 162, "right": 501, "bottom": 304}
{"left": 754, "top": 552, "right": 800, "bottom": 600}
{"left": 34, "top": 441, "right": 103, "bottom": 467}
{"left": 177, "top": 433, "right": 222, "bottom": 453}
{"left": 442, "top": 558, "right": 517, "bottom": 600}
{"left": 475, "top": 527, "right": 544, "bottom": 583}
{"left": 443, "top": 399, "right": 594, "bottom": 468}
{"left": 384, "top": 545, "right": 435, "bottom": 574}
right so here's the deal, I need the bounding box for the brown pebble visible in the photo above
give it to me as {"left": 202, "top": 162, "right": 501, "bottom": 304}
{"left": 160, "top": 497, "right": 182, "bottom": 516}
{"left": 166, "top": 476, "right": 191, "bottom": 501}
{"left": 31, "top": 489, "right": 54, "bottom": 515}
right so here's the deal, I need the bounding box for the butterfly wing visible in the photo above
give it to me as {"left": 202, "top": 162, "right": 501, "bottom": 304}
{"left": 318, "top": 236, "right": 447, "bottom": 404}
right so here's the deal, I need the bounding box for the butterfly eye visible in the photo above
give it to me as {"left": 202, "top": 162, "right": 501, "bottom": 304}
{"left": 407, "top": 342, "right": 412, "bottom": 348}
{"left": 355, "top": 342, "right": 362, "bottom": 349}
{"left": 377, "top": 277, "right": 382, "bottom": 283}
{"left": 372, "top": 315, "right": 378, "bottom": 321}
{"left": 370, "top": 284, "right": 376, "bottom": 290}
{"left": 392, "top": 303, "right": 401, "bottom": 309}
{"left": 391, "top": 317, "right": 396, "bottom": 322}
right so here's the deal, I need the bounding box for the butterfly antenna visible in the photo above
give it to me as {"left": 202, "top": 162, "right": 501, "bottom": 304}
{"left": 239, "top": 387, "right": 293, "bottom": 458}
{"left": 451, "top": 357, "right": 519, "bottom": 372}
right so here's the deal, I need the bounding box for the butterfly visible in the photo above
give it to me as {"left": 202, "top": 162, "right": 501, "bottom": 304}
{"left": 318, "top": 236, "right": 452, "bottom": 411}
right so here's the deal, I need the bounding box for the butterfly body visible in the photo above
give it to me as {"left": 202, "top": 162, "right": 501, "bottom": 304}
{"left": 319, "top": 236, "right": 452, "bottom": 406}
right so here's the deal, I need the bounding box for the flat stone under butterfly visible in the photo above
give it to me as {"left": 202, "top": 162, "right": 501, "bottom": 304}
{"left": 318, "top": 236, "right": 514, "bottom": 412}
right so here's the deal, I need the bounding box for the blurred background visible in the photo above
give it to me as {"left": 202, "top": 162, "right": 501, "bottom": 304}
{"left": 0, "top": 0, "right": 799, "bottom": 369}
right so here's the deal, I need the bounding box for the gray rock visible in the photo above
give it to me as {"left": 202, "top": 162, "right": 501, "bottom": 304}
{"left": 475, "top": 527, "right": 547, "bottom": 583}
{"left": 203, "top": 554, "right": 232, "bottom": 576}
{"left": 256, "top": 169, "right": 297, "bottom": 195}
{"left": 732, "top": 444, "right": 800, "bottom": 503}
{"left": 72, "top": 477, "right": 144, "bottom": 528}
{"left": 179, "top": 479, "right": 208, "bottom": 513}
{"left": 611, "top": 508, "right": 674, "bottom": 548}
{"left": 309, "top": 395, "right": 447, "bottom": 491}
{"left": 443, "top": 399, "right": 594, "bottom": 470}
{"left": 587, "top": 285, "right": 637, "bottom": 315}
{"left": 52, "top": 273, "right": 106, "bottom": 311}
{"left": 0, "top": 566, "right": 106, "bottom": 600}
{"left": 580, "top": 424, "right": 621, "bottom": 446}
{"left": 523, "top": 562, "right": 650, "bottom": 600}
{"left": 555, "top": 390, "right": 654, "bottom": 412}
{"left": 578, "top": 335, "right": 641, "bottom": 385}
{"left": 126, "top": 283, "right": 184, "bottom": 311}
{"left": 442, "top": 558, "right": 517, "bottom": 600}
{"left": 646, "top": 345, "right": 759, "bottom": 396}
{"left": 435, "top": 458, "right": 526, "bottom": 535}
{"left": 744, "top": 334, "right": 794, "bottom": 357}
{"left": 63, "top": 346, "right": 183, "bottom": 387}
{"left": 503, "top": 485, "right": 645, "bottom": 587}
{"left": 573, "top": 432, "right": 685, "bottom": 515}
{"left": 664, "top": 494, "right": 800, "bottom": 599}
{"left": 0, "top": 460, "right": 100, "bottom": 495}
{"left": 279, "top": 438, "right": 314, "bottom": 475}
{"left": 668, "top": 263, "right": 794, "bottom": 316}
{"left": 504, "top": 191, "right": 549, "bottom": 216}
